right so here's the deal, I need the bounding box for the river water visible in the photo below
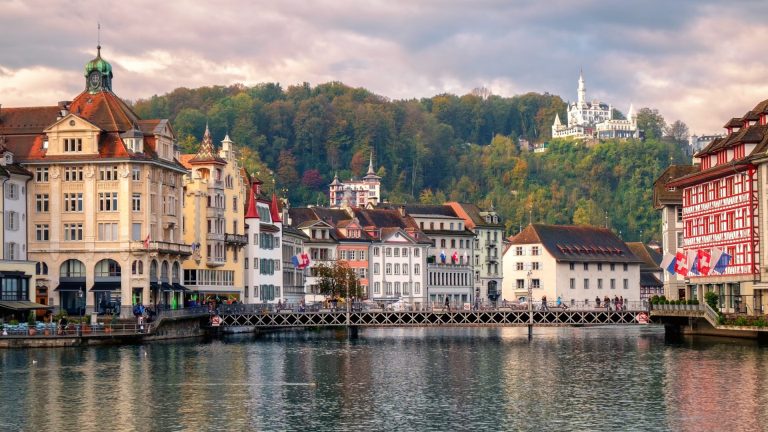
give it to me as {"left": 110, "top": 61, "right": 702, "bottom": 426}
{"left": 1, "top": 326, "right": 767, "bottom": 431}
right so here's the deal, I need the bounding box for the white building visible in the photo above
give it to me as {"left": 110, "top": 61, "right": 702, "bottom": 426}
{"left": 329, "top": 153, "right": 381, "bottom": 208}
{"left": 281, "top": 224, "right": 309, "bottom": 305}
{"left": 552, "top": 70, "right": 638, "bottom": 140}
{"left": 689, "top": 134, "right": 725, "bottom": 154}
{"left": 502, "top": 224, "right": 642, "bottom": 306}
{"left": 244, "top": 179, "right": 283, "bottom": 304}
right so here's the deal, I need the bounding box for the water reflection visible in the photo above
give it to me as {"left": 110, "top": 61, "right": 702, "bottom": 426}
{"left": 1, "top": 327, "right": 766, "bottom": 431}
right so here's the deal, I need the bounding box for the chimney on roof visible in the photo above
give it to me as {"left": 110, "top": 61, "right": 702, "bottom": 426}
{"left": 398, "top": 205, "right": 406, "bottom": 217}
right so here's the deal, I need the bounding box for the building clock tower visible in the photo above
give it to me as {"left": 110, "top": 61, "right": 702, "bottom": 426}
{"left": 84, "top": 45, "right": 113, "bottom": 93}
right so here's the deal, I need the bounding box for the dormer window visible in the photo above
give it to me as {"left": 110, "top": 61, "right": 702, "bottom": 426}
{"left": 64, "top": 138, "right": 82, "bottom": 152}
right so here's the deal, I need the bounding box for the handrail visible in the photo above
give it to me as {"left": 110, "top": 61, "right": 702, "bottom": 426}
{"left": 702, "top": 303, "right": 721, "bottom": 327}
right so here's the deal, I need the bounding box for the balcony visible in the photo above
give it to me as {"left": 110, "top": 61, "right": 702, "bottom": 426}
{"left": 206, "top": 207, "right": 225, "bottom": 218}
{"left": 132, "top": 241, "right": 192, "bottom": 256}
{"left": 225, "top": 233, "right": 248, "bottom": 246}
{"left": 206, "top": 256, "right": 226, "bottom": 267}
{"left": 485, "top": 256, "right": 498, "bottom": 263}
{"left": 207, "top": 233, "right": 225, "bottom": 242}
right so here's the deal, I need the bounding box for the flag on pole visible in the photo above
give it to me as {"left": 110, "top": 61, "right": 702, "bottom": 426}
{"left": 710, "top": 247, "right": 724, "bottom": 273}
{"left": 143, "top": 233, "right": 151, "bottom": 249}
{"left": 440, "top": 250, "right": 447, "bottom": 264}
{"left": 451, "top": 251, "right": 458, "bottom": 264}
{"left": 713, "top": 249, "right": 732, "bottom": 274}
{"left": 660, "top": 254, "right": 677, "bottom": 274}
{"left": 299, "top": 253, "right": 311, "bottom": 269}
{"left": 291, "top": 255, "right": 300, "bottom": 268}
{"left": 697, "top": 249, "right": 713, "bottom": 275}
{"left": 687, "top": 249, "right": 700, "bottom": 275}
{"left": 674, "top": 249, "right": 689, "bottom": 276}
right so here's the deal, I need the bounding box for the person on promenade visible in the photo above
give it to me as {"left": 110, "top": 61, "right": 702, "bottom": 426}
{"left": 619, "top": 296, "right": 624, "bottom": 311}
{"left": 444, "top": 296, "right": 450, "bottom": 312}
{"left": 540, "top": 295, "right": 549, "bottom": 311}
{"left": 595, "top": 296, "right": 601, "bottom": 308}
{"left": 556, "top": 296, "right": 562, "bottom": 308}
{"left": 277, "top": 299, "right": 283, "bottom": 313}
{"left": 604, "top": 295, "right": 611, "bottom": 310}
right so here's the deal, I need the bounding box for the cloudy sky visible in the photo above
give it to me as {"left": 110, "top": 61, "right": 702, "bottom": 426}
{"left": 2, "top": 0, "right": 768, "bottom": 134}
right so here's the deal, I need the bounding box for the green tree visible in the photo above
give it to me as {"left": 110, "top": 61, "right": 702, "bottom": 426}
{"left": 314, "top": 261, "right": 364, "bottom": 300}
{"left": 636, "top": 107, "right": 666, "bottom": 140}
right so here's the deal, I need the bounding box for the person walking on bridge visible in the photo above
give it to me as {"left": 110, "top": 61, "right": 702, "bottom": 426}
{"left": 540, "top": 295, "right": 549, "bottom": 311}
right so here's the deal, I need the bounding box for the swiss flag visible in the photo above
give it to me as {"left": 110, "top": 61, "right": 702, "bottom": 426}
{"left": 697, "top": 249, "right": 712, "bottom": 275}
{"left": 299, "top": 253, "right": 310, "bottom": 269}
{"left": 674, "top": 249, "right": 689, "bottom": 276}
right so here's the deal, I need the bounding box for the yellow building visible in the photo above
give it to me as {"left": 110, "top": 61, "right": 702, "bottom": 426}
{"left": 0, "top": 46, "right": 190, "bottom": 318}
{"left": 180, "top": 128, "right": 247, "bottom": 304}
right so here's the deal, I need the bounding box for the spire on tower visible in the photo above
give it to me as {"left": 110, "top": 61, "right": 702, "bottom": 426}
{"left": 367, "top": 151, "right": 375, "bottom": 175}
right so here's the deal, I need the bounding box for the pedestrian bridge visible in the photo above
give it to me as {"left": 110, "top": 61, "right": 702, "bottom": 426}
{"left": 216, "top": 306, "right": 649, "bottom": 328}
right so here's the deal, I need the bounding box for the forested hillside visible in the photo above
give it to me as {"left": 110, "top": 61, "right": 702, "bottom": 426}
{"left": 132, "top": 82, "right": 688, "bottom": 242}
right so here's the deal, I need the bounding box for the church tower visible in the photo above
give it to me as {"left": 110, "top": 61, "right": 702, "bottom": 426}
{"left": 84, "top": 46, "right": 113, "bottom": 93}
{"left": 577, "top": 69, "right": 586, "bottom": 107}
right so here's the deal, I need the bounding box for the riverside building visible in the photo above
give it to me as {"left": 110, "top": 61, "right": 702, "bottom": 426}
{"left": 180, "top": 129, "right": 247, "bottom": 305}
{"left": 0, "top": 46, "right": 190, "bottom": 317}
{"left": 243, "top": 178, "right": 283, "bottom": 304}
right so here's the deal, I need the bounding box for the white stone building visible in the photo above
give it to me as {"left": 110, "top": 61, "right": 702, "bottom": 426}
{"left": 502, "top": 224, "right": 642, "bottom": 306}
{"left": 329, "top": 154, "right": 381, "bottom": 208}
{"left": 244, "top": 179, "right": 283, "bottom": 304}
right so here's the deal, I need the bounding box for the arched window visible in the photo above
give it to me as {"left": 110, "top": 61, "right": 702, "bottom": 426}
{"left": 132, "top": 260, "right": 144, "bottom": 275}
{"left": 160, "top": 260, "right": 169, "bottom": 281}
{"left": 150, "top": 260, "right": 158, "bottom": 280}
{"left": 172, "top": 262, "right": 180, "bottom": 282}
{"left": 60, "top": 259, "right": 85, "bottom": 278}
{"left": 225, "top": 175, "right": 233, "bottom": 189}
{"left": 95, "top": 259, "right": 121, "bottom": 277}
{"left": 36, "top": 262, "right": 48, "bottom": 275}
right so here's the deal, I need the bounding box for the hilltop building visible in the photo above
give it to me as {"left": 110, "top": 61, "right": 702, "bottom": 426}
{"left": 689, "top": 134, "right": 725, "bottom": 154}
{"left": 329, "top": 153, "right": 381, "bottom": 208}
{"left": 552, "top": 71, "right": 638, "bottom": 140}
{"left": 0, "top": 46, "right": 190, "bottom": 317}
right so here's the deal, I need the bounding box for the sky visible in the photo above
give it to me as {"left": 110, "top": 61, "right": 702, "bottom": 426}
{"left": 2, "top": 0, "right": 768, "bottom": 135}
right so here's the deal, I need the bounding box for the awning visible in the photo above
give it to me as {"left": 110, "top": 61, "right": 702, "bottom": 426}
{"left": 90, "top": 281, "right": 121, "bottom": 291}
{"left": 161, "top": 282, "right": 174, "bottom": 292}
{"left": 54, "top": 281, "right": 85, "bottom": 292}
{"left": 0, "top": 300, "right": 52, "bottom": 310}
{"left": 172, "top": 283, "right": 188, "bottom": 292}
{"left": 150, "top": 281, "right": 159, "bottom": 289}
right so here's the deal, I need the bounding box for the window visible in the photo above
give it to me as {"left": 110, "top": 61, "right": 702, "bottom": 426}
{"left": 385, "top": 282, "right": 393, "bottom": 295}
{"left": 569, "top": 278, "right": 575, "bottom": 289}
{"left": 97, "top": 223, "right": 119, "bottom": 241}
{"left": 5, "top": 211, "right": 18, "bottom": 231}
{"left": 132, "top": 260, "right": 144, "bottom": 275}
{"left": 95, "top": 259, "right": 121, "bottom": 277}
{"left": 623, "top": 264, "right": 628, "bottom": 272}
{"left": 610, "top": 279, "right": 616, "bottom": 289}
{"left": 569, "top": 262, "right": 574, "bottom": 270}
{"left": 415, "top": 282, "right": 421, "bottom": 294}
{"left": 5, "top": 242, "right": 17, "bottom": 260}
{"left": 414, "top": 248, "right": 420, "bottom": 257}
{"left": 63, "top": 193, "right": 83, "bottom": 212}
{"left": 386, "top": 248, "right": 392, "bottom": 257}
{"left": 531, "top": 246, "right": 540, "bottom": 256}
{"left": 132, "top": 223, "right": 142, "bottom": 241}
{"left": 98, "top": 192, "right": 118, "bottom": 211}
{"left": 99, "top": 166, "right": 118, "bottom": 181}
{"left": 394, "top": 263, "right": 400, "bottom": 275}
{"left": 64, "top": 223, "right": 83, "bottom": 241}
{"left": 583, "top": 263, "right": 589, "bottom": 271}
{"left": 35, "top": 194, "right": 49, "bottom": 212}
{"left": 373, "top": 247, "right": 380, "bottom": 257}
{"left": 583, "top": 279, "right": 590, "bottom": 289}
{"left": 597, "top": 263, "right": 603, "bottom": 271}
{"left": 374, "top": 263, "right": 380, "bottom": 275}
{"left": 610, "top": 263, "right": 615, "bottom": 271}
{"left": 36, "top": 262, "right": 48, "bottom": 275}
{"left": 385, "top": 263, "right": 392, "bottom": 275}
{"left": 403, "top": 264, "right": 409, "bottom": 275}
{"left": 532, "top": 262, "right": 540, "bottom": 270}
{"left": 60, "top": 259, "right": 85, "bottom": 277}
{"left": 531, "top": 279, "right": 540, "bottom": 289}
{"left": 515, "top": 246, "right": 523, "bottom": 256}
{"left": 374, "top": 282, "right": 381, "bottom": 295}
{"left": 132, "top": 193, "right": 142, "bottom": 211}
{"left": 35, "top": 167, "right": 48, "bottom": 182}
{"left": 597, "top": 279, "right": 603, "bottom": 289}
{"left": 132, "top": 167, "right": 141, "bottom": 181}
{"left": 64, "top": 166, "right": 84, "bottom": 181}
{"left": 35, "top": 224, "right": 49, "bottom": 241}
{"left": 676, "top": 206, "right": 683, "bottom": 222}
{"left": 5, "top": 183, "right": 18, "bottom": 200}
{"left": 63, "top": 138, "right": 82, "bottom": 152}
{"left": 402, "top": 248, "right": 408, "bottom": 257}
{"left": 414, "top": 264, "right": 420, "bottom": 275}
{"left": 623, "top": 279, "right": 629, "bottom": 289}
{"left": 516, "top": 279, "right": 525, "bottom": 290}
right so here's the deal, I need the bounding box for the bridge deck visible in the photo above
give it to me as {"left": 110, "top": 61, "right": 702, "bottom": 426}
{"left": 219, "top": 309, "right": 648, "bottom": 328}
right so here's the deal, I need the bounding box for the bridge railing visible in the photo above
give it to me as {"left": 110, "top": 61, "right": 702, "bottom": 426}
{"left": 651, "top": 303, "right": 704, "bottom": 312}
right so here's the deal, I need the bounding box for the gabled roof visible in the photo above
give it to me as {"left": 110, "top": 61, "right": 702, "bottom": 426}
{"left": 508, "top": 224, "right": 641, "bottom": 263}
{"left": 0, "top": 106, "right": 60, "bottom": 134}
{"left": 68, "top": 90, "right": 142, "bottom": 133}
{"left": 653, "top": 164, "right": 697, "bottom": 209}
{"left": 446, "top": 202, "right": 503, "bottom": 229}
{"left": 625, "top": 242, "right": 662, "bottom": 271}
{"left": 402, "top": 204, "right": 459, "bottom": 218}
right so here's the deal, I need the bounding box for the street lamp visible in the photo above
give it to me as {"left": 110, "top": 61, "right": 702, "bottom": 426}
{"left": 527, "top": 270, "right": 533, "bottom": 340}
{"left": 78, "top": 286, "right": 84, "bottom": 337}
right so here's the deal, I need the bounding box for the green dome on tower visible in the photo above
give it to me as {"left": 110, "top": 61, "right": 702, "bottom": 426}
{"left": 84, "top": 45, "right": 113, "bottom": 93}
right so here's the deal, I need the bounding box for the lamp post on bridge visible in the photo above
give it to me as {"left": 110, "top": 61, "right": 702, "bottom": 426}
{"left": 527, "top": 270, "right": 533, "bottom": 340}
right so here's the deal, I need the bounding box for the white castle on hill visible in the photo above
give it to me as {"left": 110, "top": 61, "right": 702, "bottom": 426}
{"left": 552, "top": 70, "right": 639, "bottom": 140}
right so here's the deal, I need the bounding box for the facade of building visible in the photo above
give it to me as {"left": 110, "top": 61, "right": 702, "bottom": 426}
{"left": 502, "top": 224, "right": 642, "bottom": 305}
{"left": 402, "top": 204, "right": 475, "bottom": 307}
{"left": 0, "top": 149, "right": 38, "bottom": 320}
{"left": 653, "top": 165, "right": 697, "bottom": 299}
{"left": 243, "top": 179, "right": 283, "bottom": 304}
{"left": 665, "top": 99, "right": 768, "bottom": 314}
{"left": 552, "top": 71, "right": 638, "bottom": 140}
{"left": 447, "top": 202, "right": 503, "bottom": 304}
{"left": 329, "top": 154, "right": 381, "bottom": 208}
{"left": 281, "top": 224, "right": 308, "bottom": 305}
{"left": 180, "top": 129, "right": 247, "bottom": 305}
{"left": 626, "top": 242, "right": 664, "bottom": 300}
{"left": 0, "top": 47, "right": 191, "bottom": 318}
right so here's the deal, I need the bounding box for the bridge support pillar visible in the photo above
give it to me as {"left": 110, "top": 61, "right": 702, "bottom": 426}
{"left": 664, "top": 323, "right": 683, "bottom": 342}
{"left": 347, "top": 326, "right": 359, "bottom": 340}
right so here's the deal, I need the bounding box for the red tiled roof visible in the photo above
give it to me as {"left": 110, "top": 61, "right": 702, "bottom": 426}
{"left": 69, "top": 90, "right": 141, "bottom": 133}
{"left": 179, "top": 154, "right": 195, "bottom": 169}
{"left": 0, "top": 106, "right": 60, "bottom": 134}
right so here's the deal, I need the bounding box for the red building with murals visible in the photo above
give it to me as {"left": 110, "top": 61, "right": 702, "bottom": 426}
{"left": 666, "top": 99, "right": 768, "bottom": 313}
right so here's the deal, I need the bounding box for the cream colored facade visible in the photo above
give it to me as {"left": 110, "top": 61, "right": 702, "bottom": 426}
{"left": 26, "top": 117, "right": 189, "bottom": 317}
{"left": 181, "top": 131, "right": 247, "bottom": 303}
